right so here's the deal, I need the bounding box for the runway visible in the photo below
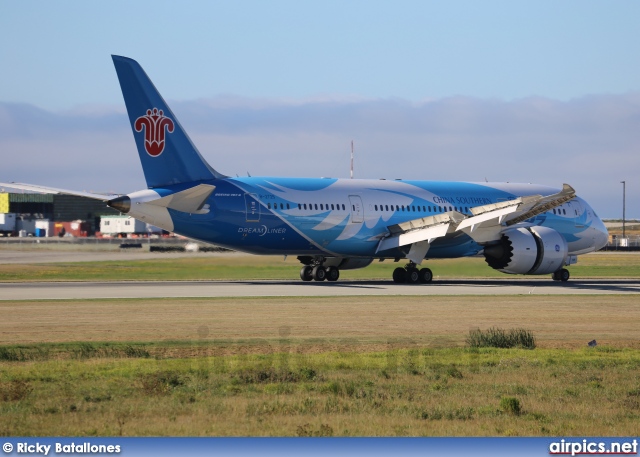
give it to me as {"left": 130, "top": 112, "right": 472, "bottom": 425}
{"left": 1, "top": 278, "right": 639, "bottom": 300}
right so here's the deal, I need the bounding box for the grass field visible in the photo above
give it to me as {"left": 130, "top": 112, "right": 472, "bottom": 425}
{"left": 1, "top": 252, "right": 639, "bottom": 436}
{"left": 1, "top": 252, "right": 640, "bottom": 282}
{"left": 1, "top": 294, "right": 640, "bottom": 436}
{"left": 1, "top": 344, "right": 639, "bottom": 436}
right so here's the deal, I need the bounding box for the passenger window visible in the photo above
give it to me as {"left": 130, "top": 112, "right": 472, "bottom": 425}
{"left": 331, "top": 204, "right": 335, "bottom": 210}
{"left": 342, "top": 204, "right": 346, "bottom": 210}
{"left": 553, "top": 209, "right": 556, "bottom": 214}
{"left": 438, "top": 206, "right": 442, "bottom": 212}
{"left": 304, "top": 204, "right": 307, "bottom": 210}
{"left": 287, "top": 203, "right": 290, "bottom": 209}
{"left": 267, "top": 203, "right": 271, "bottom": 209}
{"left": 563, "top": 209, "right": 566, "bottom": 215}
{"left": 314, "top": 204, "right": 318, "bottom": 210}
{"left": 375, "top": 205, "right": 378, "bottom": 211}
{"left": 385, "top": 205, "right": 389, "bottom": 211}
{"left": 320, "top": 204, "right": 324, "bottom": 210}
{"left": 396, "top": 205, "right": 399, "bottom": 211}
{"left": 298, "top": 204, "right": 301, "bottom": 210}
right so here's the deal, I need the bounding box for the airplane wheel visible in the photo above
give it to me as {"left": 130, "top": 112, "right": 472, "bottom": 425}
{"left": 551, "top": 271, "right": 560, "bottom": 281}
{"left": 300, "top": 266, "right": 313, "bottom": 281}
{"left": 406, "top": 267, "right": 420, "bottom": 284}
{"left": 312, "top": 265, "right": 327, "bottom": 281}
{"left": 326, "top": 266, "right": 340, "bottom": 282}
{"left": 392, "top": 267, "right": 406, "bottom": 283}
{"left": 559, "top": 268, "right": 570, "bottom": 282}
{"left": 419, "top": 268, "right": 433, "bottom": 283}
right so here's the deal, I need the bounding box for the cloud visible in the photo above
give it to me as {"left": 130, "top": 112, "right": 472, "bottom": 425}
{"left": 1, "top": 93, "right": 639, "bottom": 218}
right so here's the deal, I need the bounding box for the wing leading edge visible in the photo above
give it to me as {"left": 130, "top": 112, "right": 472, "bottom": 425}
{"left": 0, "top": 182, "right": 119, "bottom": 201}
{"left": 0, "top": 182, "right": 216, "bottom": 215}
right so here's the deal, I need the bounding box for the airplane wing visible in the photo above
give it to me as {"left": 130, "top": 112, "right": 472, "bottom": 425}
{"left": 0, "top": 182, "right": 119, "bottom": 201}
{"left": 376, "top": 212, "right": 465, "bottom": 263}
{"left": 376, "top": 184, "right": 576, "bottom": 262}
{"left": 0, "top": 181, "right": 215, "bottom": 215}
{"left": 504, "top": 183, "right": 576, "bottom": 226}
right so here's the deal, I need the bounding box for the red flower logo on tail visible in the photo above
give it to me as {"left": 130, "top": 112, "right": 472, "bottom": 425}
{"left": 134, "top": 108, "right": 175, "bottom": 157}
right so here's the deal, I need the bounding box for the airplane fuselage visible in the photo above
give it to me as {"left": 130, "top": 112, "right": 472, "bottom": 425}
{"left": 127, "top": 177, "right": 607, "bottom": 261}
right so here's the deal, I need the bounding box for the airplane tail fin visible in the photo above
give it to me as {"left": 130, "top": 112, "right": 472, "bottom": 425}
{"left": 112, "top": 55, "right": 226, "bottom": 188}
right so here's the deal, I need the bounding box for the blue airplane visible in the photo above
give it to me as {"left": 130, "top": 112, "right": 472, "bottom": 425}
{"left": 2, "top": 56, "right": 609, "bottom": 283}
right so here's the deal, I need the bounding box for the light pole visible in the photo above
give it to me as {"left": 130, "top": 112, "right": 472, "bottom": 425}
{"left": 621, "top": 181, "right": 626, "bottom": 240}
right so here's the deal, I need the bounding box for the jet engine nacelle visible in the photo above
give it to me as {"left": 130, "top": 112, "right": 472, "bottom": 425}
{"left": 484, "top": 226, "right": 568, "bottom": 275}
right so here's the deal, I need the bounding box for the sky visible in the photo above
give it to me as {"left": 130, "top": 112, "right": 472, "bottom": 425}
{"left": 1, "top": 0, "right": 639, "bottom": 218}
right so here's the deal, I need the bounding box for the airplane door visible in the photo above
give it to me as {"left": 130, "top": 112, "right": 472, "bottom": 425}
{"left": 572, "top": 200, "right": 585, "bottom": 228}
{"left": 244, "top": 193, "right": 260, "bottom": 222}
{"left": 348, "top": 195, "right": 364, "bottom": 223}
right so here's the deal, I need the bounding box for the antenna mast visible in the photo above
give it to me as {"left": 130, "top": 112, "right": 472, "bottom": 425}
{"left": 350, "top": 140, "right": 354, "bottom": 179}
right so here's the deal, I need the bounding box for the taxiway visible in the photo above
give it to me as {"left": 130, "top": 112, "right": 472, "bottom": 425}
{"left": 1, "top": 278, "right": 638, "bottom": 300}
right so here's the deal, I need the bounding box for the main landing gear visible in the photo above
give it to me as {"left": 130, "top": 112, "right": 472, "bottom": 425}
{"left": 300, "top": 264, "right": 340, "bottom": 282}
{"left": 392, "top": 262, "right": 433, "bottom": 284}
{"left": 551, "top": 268, "right": 570, "bottom": 282}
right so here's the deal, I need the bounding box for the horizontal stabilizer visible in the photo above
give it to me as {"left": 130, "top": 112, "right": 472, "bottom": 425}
{"left": 0, "top": 182, "right": 118, "bottom": 201}
{"left": 147, "top": 184, "right": 215, "bottom": 214}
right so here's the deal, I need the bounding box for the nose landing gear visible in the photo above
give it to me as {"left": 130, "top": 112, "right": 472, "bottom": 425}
{"left": 551, "top": 268, "right": 570, "bottom": 282}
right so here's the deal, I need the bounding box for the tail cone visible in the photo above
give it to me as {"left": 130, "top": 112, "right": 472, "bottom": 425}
{"left": 108, "top": 196, "right": 131, "bottom": 213}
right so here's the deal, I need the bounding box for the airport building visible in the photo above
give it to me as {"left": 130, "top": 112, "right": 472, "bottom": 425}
{"left": 0, "top": 192, "right": 121, "bottom": 236}
{"left": 100, "top": 215, "right": 162, "bottom": 236}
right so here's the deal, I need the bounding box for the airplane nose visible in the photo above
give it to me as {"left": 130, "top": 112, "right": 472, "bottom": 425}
{"left": 593, "top": 219, "right": 609, "bottom": 251}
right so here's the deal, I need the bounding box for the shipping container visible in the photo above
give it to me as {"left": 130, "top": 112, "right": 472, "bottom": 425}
{"left": 0, "top": 213, "right": 16, "bottom": 233}
{"left": 53, "top": 220, "right": 91, "bottom": 237}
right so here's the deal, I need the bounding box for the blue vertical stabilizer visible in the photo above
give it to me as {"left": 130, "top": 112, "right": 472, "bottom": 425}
{"left": 112, "top": 55, "right": 226, "bottom": 188}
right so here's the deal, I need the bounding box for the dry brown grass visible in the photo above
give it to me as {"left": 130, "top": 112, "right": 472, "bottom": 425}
{"left": 0, "top": 295, "right": 639, "bottom": 349}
